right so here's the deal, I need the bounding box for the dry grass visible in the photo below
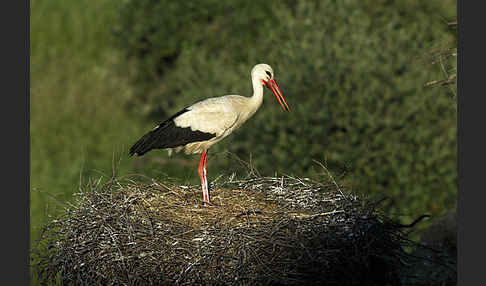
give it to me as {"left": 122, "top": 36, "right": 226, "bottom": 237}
{"left": 423, "top": 21, "right": 457, "bottom": 97}
{"left": 31, "top": 172, "right": 445, "bottom": 285}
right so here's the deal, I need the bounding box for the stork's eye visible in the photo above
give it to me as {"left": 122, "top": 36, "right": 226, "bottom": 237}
{"left": 265, "top": 71, "right": 272, "bottom": 78}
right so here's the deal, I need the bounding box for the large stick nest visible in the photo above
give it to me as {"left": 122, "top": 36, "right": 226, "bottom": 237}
{"left": 32, "top": 173, "right": 421, "bottom": 285}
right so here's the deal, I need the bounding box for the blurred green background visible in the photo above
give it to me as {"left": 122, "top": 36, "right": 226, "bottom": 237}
{"left": 30, "top": 0, "right": 456, "bottom": 278}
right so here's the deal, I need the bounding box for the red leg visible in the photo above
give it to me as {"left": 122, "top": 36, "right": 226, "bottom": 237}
{"left": 203, "top": 150, "right": 209, "bottom": 203}
{"left": 198, "top": 151, "right": 210, "bottom": 204}
{"left": 198, "top": 152, "right": 204, "bottom": 184}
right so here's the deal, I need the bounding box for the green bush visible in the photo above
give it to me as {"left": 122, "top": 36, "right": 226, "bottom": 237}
{"left": 114, "top": 0, "right": 456, "bottom": 222}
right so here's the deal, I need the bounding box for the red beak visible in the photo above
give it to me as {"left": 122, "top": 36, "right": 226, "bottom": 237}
{"left": 264, "top": 79, "right": 290, "bottom": 112}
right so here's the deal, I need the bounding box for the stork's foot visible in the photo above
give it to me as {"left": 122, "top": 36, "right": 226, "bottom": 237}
{"left": 201, "top": 200, "right": 218, "bottom": 207}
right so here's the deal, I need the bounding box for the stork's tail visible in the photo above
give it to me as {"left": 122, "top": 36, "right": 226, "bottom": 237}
{"left": 129, "top": 128, "right": 160, "bottom": 156}
{"left": 129, "top": 109, "right": 189, "bottom": 157}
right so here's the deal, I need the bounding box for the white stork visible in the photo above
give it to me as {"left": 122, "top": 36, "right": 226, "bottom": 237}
{"left": 129, "top": 63, "right": 289, "bottom": 204}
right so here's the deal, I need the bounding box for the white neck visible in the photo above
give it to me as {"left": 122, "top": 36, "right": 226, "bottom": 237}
{"left": 249, "top": 76, "right": 264, "bottom": 111}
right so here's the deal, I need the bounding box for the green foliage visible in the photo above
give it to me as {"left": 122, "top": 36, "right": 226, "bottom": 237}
{"left": 31, "top": 0, "right": 147, "bottom": 247}
{"left": 114, "top": 0, "right": 457, "bottom": 222}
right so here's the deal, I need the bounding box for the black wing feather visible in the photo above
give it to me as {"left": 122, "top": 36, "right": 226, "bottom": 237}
{"left": 129, "top": 108, "right": 216, "bottom": 156}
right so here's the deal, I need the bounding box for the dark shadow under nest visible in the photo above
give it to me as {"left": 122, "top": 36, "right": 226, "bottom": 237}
{"left": 31, "top": 173, "right": 454, "bottom": 285}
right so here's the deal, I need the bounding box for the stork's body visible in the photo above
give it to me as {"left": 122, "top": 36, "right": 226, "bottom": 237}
{"left": 129, "top": 64, "right": 289, "bottom": 204}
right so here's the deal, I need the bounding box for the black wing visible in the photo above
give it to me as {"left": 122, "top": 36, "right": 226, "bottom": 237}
{"left": 129, "top": 108, "right": 216, "bottom": 156}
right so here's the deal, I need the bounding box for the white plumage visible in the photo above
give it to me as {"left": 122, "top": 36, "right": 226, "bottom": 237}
{"left": 129, "top": 63, "right": 289, "bottom": 204}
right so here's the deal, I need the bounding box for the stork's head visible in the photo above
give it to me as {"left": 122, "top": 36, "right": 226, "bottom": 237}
{"left": 251, "top": 63, "right": 290, "bottom": 112}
